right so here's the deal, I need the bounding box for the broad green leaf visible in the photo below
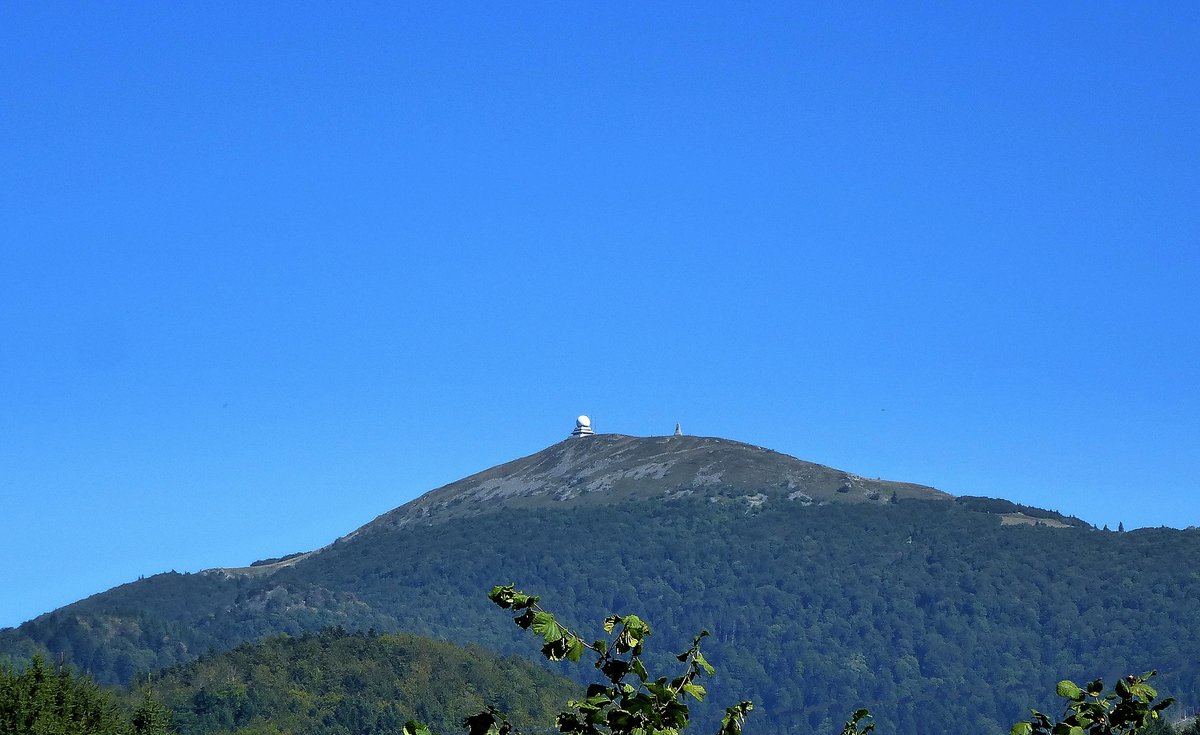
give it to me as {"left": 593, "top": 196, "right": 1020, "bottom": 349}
{"left": 1057, "top": 681, "right": 1085, "bottom": 701}
{"left": 532, "top": 611, "right": 565, "bottom": 642}
{"left": 488, "top": 585, "right": 515, "bottom": 608}
{"left": 566, "top": 636, "right": 585, "bottom": 662}
{"left": 1130, "top": 682, "right": 1157, "bottom": 700}
{"left": 1010, "top": 723, "right": 1033, "bottom": 735}
{"left": 624, "top": 615, "right": 651, "bottom": 640}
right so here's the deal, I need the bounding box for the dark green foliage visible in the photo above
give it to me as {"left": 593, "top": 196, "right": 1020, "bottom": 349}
{"left": 841, "top": 710, "right": 874, "bottom": 735}
{"left": 457, "top": 586, "right": 1177, "bottom": 735}
{"left": 146, "top": 627, "right": 576, "bottom": 735}
{"left": 954, "top": 496, "right": 1090, "bottom": 527}
{"left": 1010, "top": 671, "right": 1174, "bottom": 735}
{"left": 471, "top": 584, "right": 751, "bottom": 735}
{"left": 5, "top": 499, "right": 1200, "bottom": 734}
{"left": 0, "top": 654, "right": 169, "bottom": 735}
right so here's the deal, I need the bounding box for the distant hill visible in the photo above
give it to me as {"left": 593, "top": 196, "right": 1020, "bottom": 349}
{"left": 146, "top": 628, "right": 575, "bottom": 735}
{"left": 2, "top": 434, "right": 1197, "bottom": 735}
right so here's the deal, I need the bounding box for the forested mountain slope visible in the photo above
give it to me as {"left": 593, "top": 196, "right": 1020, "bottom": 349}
{"left": 146, "top": 628, "right": 576, "bottom": 735}
{"left": 2, "top": 435, "right": 1197, "bottom": 735}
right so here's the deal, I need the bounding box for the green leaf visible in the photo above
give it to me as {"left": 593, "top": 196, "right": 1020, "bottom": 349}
{"left": 1057, "top": 681, "right": 1085, "bottom": 701}
{"left": 566, "top": 636, "right": 585, "bottom": 663}
{"left": 511, "top": 592, "right": 538, "bottom": 609}
{"left": 531, "top": 612, "right": 565, "bottom": 642}
{"left": 646, "top": 681, "right": 673, "bottom": 701}
{"left": 682, "top": 682, "right": 706, "bottom": 701}
{"left": 1129, "top": 682, "right": 1157, "bottom": 701}
{"left": 1011, "top": 723, "right": 1034, "bottom": 735}
{"left": 488, "top": 585, "right": 516, "bottom": 608}
{"left": 624, "top": 615, "right": 651, "bottom": 641}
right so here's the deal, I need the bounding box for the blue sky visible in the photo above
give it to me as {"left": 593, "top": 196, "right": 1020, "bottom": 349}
{"left": 2, "top": 3, "right": 1197, "bottom": 628}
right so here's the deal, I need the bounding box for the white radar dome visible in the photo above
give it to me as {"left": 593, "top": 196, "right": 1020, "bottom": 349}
{"left": 571, "top": 415, "right": 595, "bottom": 437}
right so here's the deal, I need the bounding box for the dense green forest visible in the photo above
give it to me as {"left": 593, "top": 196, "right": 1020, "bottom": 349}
{"left": 0, "top": 655, "right": 169, "bottom": 734}
{"left": 1, "top": 628, "right": 574, "bottom": 735}
{"left": 5, "top": 576, "right": 1200, "bottom": 735}
{"left": 146, "top": 628, "right": 575, "bottom": 735}
{"left": 4, "top": 498, "right": 1200, "bottom": 735}
{"left": 5, "top": 609, "right": 1199, "bottom": 735}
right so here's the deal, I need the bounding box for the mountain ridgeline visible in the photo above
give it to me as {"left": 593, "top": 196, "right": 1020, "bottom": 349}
{"left": 3, "top": 434, "right": 1198, "bottom": 735}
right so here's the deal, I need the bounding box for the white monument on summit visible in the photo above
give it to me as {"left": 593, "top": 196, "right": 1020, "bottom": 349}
{"left": 571, "top": 415, "right": 594, "bottom": 437}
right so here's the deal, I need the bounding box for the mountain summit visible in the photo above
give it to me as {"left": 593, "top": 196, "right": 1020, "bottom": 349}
{"left": 352, "top": 434, "right": 950, "bottom": 536}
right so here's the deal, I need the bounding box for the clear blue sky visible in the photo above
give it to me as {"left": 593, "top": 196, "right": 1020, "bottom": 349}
{"left": 2, "top": 3, "right": 1197, "bottom": 628}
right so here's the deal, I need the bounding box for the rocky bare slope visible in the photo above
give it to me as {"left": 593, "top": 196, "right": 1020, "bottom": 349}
{"left": 347, "top": 434, "right": 950, "bottom": 537}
